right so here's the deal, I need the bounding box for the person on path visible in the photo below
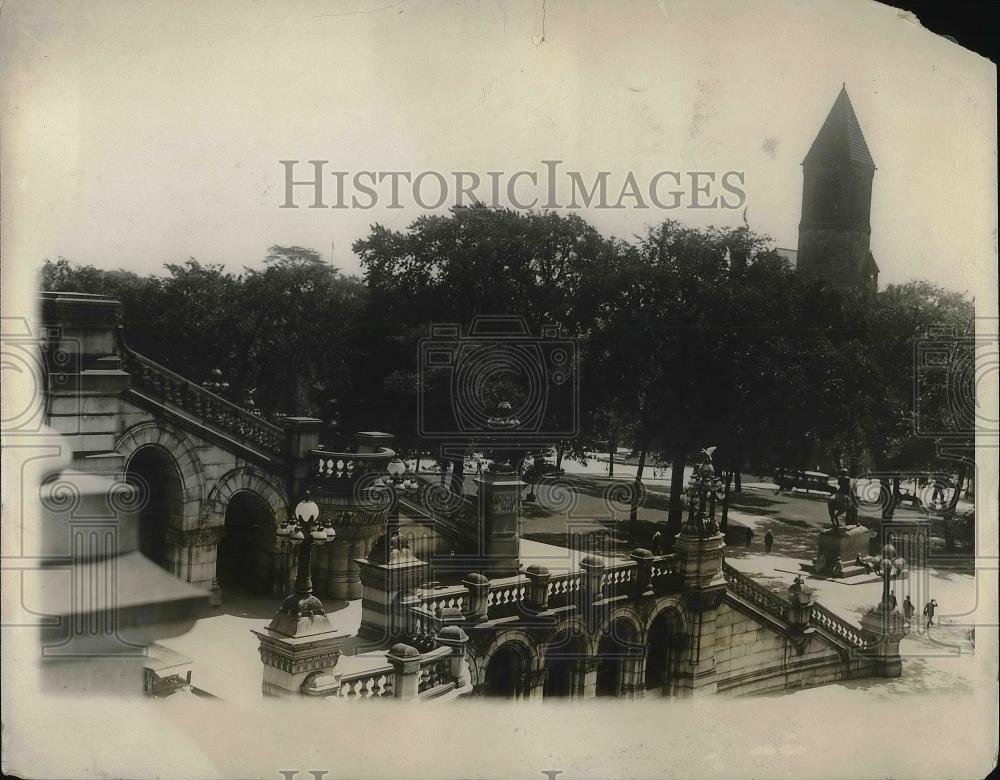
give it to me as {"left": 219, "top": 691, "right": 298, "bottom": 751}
{"left": 764, "top": 528, "right": 774, "bottom": 553}
{"left": 903, "top": 595, "right": 915, "bottom": 623}
{"left": 923, "top": 599, "right": 938, "bottom": 628}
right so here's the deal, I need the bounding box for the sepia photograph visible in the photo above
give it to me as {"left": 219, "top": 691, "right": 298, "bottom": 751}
{"left": 1, "top": 1, "right": 997, "bottom": 778}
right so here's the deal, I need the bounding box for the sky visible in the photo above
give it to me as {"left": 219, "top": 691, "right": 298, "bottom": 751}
{"left": 2, "top": 0, "right": 996, "bottom": 296}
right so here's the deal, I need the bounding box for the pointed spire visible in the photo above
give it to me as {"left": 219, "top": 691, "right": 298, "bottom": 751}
{"left": 803, "top": 86, "right": 875, "bottom": 168}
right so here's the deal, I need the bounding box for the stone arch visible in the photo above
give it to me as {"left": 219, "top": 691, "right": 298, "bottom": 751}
{"left": 116, "top": 421, "right": 207, "bottom": 514}
{"left": 643, "top": 597, "right": 687, "bottom": 695}
{"left": 207, "top": 467, "right": 288, "bottom": 525}
{"left": 595, "top": 608, "right": 644, "bottom": 698}
{"left": 470, "top": 630, "right": 541, "bottom": 698}
{"left": 209, "top": 467, "right": 290, "bottom": 599}
{"left": 601, "top": 604, "right": 644, "bottom": 643}
{"left": 539, "top": 617, "right": 593, "bottom": 700}
{"left": 643, "top": 596, "right": 689, "bottom": 644}
{"left": 539, "top": 615, "right": 598, "bottom": 660}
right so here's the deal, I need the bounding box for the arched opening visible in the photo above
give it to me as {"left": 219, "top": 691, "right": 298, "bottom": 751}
{"left": 483, "top": 643, "right": 525, "bottom": 700}
{"left": 543, "top": 630, "right": 587, "bottom": 699}
{"left": 596, "top": 618, "right": 639, "bottom": 697}
{"left": 645, "top": 611, "right": 680, "bottom": 694}
{"left": 126, "top": 445, "right": 184, "bottom": 570}
{"left": 217, "top": 491, "right": 273, "bottom": 597}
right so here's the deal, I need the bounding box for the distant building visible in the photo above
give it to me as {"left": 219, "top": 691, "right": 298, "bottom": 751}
{"left": 796, "top": 86, "right": 879, "bottom": 291}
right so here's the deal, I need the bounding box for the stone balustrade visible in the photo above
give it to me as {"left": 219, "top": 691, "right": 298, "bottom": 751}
{"left": 121, "top": 346, "right": 284, "bottom": 454}
{"left": 722, "top": 561, "right": 878, "bottom": 654}
{"left": 405, "top": 552, "right": 682, "bottom": 630}
{"left": 303, "top": 624, "right": 469, "bottom": 701}
{"left": 811, "top": 602, "right": 879, "bottom": 651}
{"left": 308, "top": 446, "right": 397, "bottom": 497}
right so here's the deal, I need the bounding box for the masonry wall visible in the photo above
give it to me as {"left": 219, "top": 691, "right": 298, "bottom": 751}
{"left": 713, "top": 600, "right": 850, "bottom": 696}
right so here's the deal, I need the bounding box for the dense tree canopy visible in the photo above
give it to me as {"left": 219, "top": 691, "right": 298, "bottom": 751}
{"left": 41, "top": 208, "right": 974, "bottom": 517}
{"left": 40, "top": 248, "right": 366, "bottom": 416}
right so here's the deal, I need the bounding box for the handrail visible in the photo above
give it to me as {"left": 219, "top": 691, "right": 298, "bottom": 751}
{"left": 722, "top": 562, "right": 878, "bottom": 653}
{"left": 120, "top": 345, "right": 284, "bottom": 454}
{"left": 336, "top": 664, "right": 396, "bottom": 699}
{"left": 810, "top": 601, "right": 879, "bottom": 651}
{"left": 721, "top": 561, "right": 791, "bottom": 623}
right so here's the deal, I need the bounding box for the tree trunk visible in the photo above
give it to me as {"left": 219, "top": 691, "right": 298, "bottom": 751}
{"left": 948, "top": 465, "right": 967, "bottom": 513}
{"left": 555, "top": 444, "right": 564, "bottom": 470}
{"left": 608, "top": 435, "right": 616, "bottom": 478}
{"left": 721, "top": 468, "right": 734, "bottom": 532}
{"left": 450, "top": 456, "right": 465, "bottom": 496}
{"left": 879, "top": 478, "right": 896, "bottom": 521}
{"left": 734, "top": 465, "right": 742, "bottom": 493}
{"left": 667, "top": 450, "right": 687, "bottom": 534}
{"left": 629, "top": 445, "right": 648, "bottom": 536}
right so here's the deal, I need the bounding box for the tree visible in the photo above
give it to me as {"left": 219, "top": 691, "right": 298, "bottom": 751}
{"left": 352, "top": 205, "right": 624, "bottom": 489}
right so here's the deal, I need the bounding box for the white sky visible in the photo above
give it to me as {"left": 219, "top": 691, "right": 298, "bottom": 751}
{"left": 2, "top": 0, "right": 996, "bottom": 295}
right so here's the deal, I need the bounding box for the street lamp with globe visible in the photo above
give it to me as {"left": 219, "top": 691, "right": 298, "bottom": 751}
{"left": 273, "top": 492, "right": 336, "bottom": 620}
{"left": 871, "top": 542, "right": 906, "bottom": 612}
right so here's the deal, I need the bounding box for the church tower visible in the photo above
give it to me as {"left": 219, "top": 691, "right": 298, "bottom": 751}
{"left": 796, "top": 86, "right": 879, "bottom": 290}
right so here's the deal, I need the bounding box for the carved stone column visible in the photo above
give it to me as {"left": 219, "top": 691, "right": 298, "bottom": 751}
{"left": 518, "top": 668, "right": 548, "bottom": 701}
{"left": 576, "top": 658, "right": 601, "bottom": 700}
{"left": 674, "top": 525, "right": 726, "bottom": 697}
{"left": 163, "top": 526, "right": 225, "bottom": 604}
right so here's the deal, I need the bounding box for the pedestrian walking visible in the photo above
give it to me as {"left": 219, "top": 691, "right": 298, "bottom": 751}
{"left": 888, "top": 590, "right": 898, "bottom": 611}
{"left": 923, "top": 599, "right": 938, "bottom": 628}
{"left": 903, "top": 595, "right": 915, "bottom": 623}
{"left": 764, "top": 528, "right": 774, "bottom": 553}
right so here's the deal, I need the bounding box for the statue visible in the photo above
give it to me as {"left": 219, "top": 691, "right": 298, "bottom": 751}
{"left": 827, "top": 468, "right": 858, "bottom": 529}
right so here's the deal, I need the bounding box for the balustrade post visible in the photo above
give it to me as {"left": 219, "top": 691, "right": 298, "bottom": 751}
{"left": 438, "top": 605, "right": 464, "bottom": 628}
{"left": 579, "top": 556, "right": 606, "bottom": 604}
{"left": 462, "top": 572, "right": 490, "bottom": 623}
{"left": 524, "top": 564, "right": 551, "bottom": 614}
{"left": 434, "top": 625, "right": 470, "bottom": 688}
{"left": 387, "top": 643, "right": 422, "bottom": 700}
{"left": 630, "top": 548, "right": 654, "bottom": 598}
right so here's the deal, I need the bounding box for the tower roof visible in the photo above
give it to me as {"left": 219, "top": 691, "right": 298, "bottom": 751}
{"left": 803, "top": 86, "right": 875, "bottom": 168}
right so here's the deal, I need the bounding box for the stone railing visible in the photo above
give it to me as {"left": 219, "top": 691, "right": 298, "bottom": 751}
{"left": 309, "top": 628, "right": 469, "bottom": 701}
{"left": 120, "top": 346, "right": 284, "bottom": 454}
{"left": 417, "top": 646, "right": 455, "bottom": 698}
{"left": 722, "top": 562, "right": 878, "bottom": 653}
{"left": 308, "top": 447, "right": 397, "bottom": 497}
{"left": 406, "top": 552, "right": 682, "bottom": 630}
{"left": 722, "top": 561, "right": 792, "bottom": 623}
{"left": 336, "top": 664, "right": 396, "bottom": 699}
{"left": 810, "top": 602, "right": 879, "bottom": 652}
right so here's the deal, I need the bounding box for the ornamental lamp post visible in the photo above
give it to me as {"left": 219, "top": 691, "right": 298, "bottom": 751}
{"left": 872, "top": 542, "right": 906, "bottom": 612}
{"left": 271, "top": 492, "right": 336, "bottom": 631}
{"left": 685, "top": 446, "right": 724, "bottom": 536}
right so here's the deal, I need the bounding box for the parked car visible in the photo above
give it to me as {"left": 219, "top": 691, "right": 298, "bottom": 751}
{"left": 773, "top": 468, "right": 837, "bottom": 495}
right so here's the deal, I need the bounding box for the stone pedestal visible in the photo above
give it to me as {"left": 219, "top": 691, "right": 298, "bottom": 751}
{"left": 252, "top": 625, "right": 346, "bottom": 697}
{"left": 860, "top": 607, "right": 907, "bottom": 677}
{"left": 673, "top": 526, "right": 727, "bottom": 697}
{"left": 802, "top": 525, "right": 873, "bottom": 576}
{"left": 356, "top": 554, "right": 430, "bottom": 644}
{"left": 472, "top": 469, "right": 525, "bottom": 578}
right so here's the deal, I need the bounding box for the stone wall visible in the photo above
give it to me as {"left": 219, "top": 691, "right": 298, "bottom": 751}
{"left": 714, "top": 599, "right": 859, "bottom": 695}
